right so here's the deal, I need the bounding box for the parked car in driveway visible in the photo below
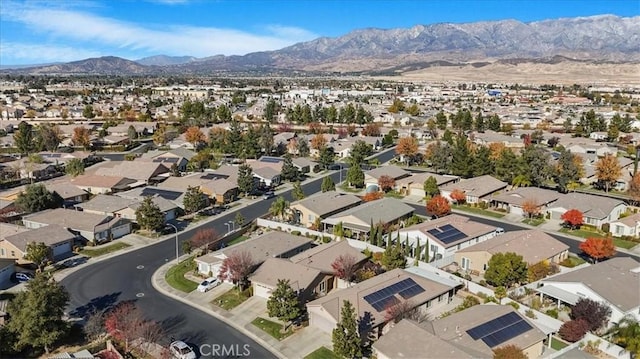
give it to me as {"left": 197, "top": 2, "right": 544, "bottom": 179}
{"left": 169, "top": 340, "right": 196, "bottom": 359}
{"left": 11, "top": 272, "right": 34, "bottom": 283}
{"left": 262, "top": 191, "right": 275, "bottom": 200}
{"left": 197, "top": 277, "right": 220, "bottom": 292}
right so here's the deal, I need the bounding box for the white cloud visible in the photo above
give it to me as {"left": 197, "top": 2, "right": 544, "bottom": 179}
{"left": 1, "top": 2, "right": 318, "bottom": 60}
{"left": 0, "top": 42, "right": 102, "bottom": 64}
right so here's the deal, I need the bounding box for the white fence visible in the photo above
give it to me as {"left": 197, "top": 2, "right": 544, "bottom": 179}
{"left": 256, "top": 218, "right": 337, "bottom": 240}
{"left": 546, "top": 333, "right": 631, "bottom": 359}
{"left": 429, "top": 255, "right": 455, "bottom": 269}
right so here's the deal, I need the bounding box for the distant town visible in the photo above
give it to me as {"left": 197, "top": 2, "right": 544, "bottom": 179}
{"left": 0, "top": 75, "right": 639, "bottom": 359}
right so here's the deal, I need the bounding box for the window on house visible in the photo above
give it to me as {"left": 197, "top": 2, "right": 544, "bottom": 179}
{"left": 0, "top": 248, "right": 4, "bottom": 256}
{"left": 430, "top": 244, "right": 438, "bottom": 253}
{"left": 616, "top": 225, "right": 623, "bottom": 235}
{"left": 308, "top": 214, "right": 314, "bottom": 221}
{"left": 319, "top": 280, "right": 326, "bottom": 293}
{"left": 10, "top": 251, "right": 15, "bottom": 257}
{"left": 461, "top": 257, "right": 470, "bottom": 270}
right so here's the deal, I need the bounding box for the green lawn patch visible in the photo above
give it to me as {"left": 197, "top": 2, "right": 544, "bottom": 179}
{"left": 550, "top": 337, "right": 569, "bottom": 350}
{"left": 560, "top": 255, "right": 587, "bottom": 268}
{"left": 338, "top": 184, "right": 362, "bottom": 193}
{"left": 522, "top": 217, "right": 545, "bottom": 226}
{"left": 165, "top": 257, "right": 199, "bottom": 293}
{"left": 251, "top": 317, "right": 293, "bottom": 340}
{"left": 79, "top": 242, "right": 131, "bottom": 257}
{"left": 613, "top": 238, "right": 638, "bottom": 249}
{"left": 304, "top": 347, "right": 342, "bottom": 359}
{"left": 226, "top": 235, "right": 249, "bottom": 246}
{"left": 384, "top": 191, "right": 404, "bottom": 199}
{"left": 452, "top": 205, "right": 505, "bottom": 218}
{"left": 559, "top": 228, "right": 607, "bottom": 239}
{"left": 213, "top": 287, "right": 251, "bottom": 310}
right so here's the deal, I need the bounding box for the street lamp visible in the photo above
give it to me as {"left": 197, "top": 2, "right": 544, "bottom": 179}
{"left": 166, "top": 223, "right": 179, "bottom": 263}
{"left": 229, "top": 220, "right": 235, "bottom": 232}
{"left": 224, "top": 222, "right": 231, "bottom": 234}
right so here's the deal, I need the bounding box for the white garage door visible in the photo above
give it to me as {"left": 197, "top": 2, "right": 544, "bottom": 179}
{"left": 51, "top": 241, "right": 72, "bottom": 258}
{"left": 410, "top": 188, "right": 425, "bottom": 197}
{"left": 253, "top": 283, "right": 272, "bottom": 299}
{"left": 510, "top": 206, "right": 524, "bottom": 216}
{"left": 111, "top": 223, "right": 131, "bottom": 239}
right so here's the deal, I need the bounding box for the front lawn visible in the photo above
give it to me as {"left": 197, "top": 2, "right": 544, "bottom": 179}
{"left": 165, "top": 257, "right": 199, "bottom": 293}
{"left": 338, "top": 184, "right": 362, "bottom": 193}
{"left": 226, "top": 235, "right": 249, "bottom": 246}
{"left": 213, "top": 287, "right": 251, "bottom": 310}
{"left": 79, "top": 242, "right": 131, "bottom": 257}
{"left": 613, "top": 238, "right": 638, "bottom": 249}
{"left": 559, "top": 228, "right": 607, "bottom": 239}
{"left": 560, "top": 255, "right": 587, "bottom": 268}
{"left": 304, "top": 347, "right": 342, "bottom": 359}
{"left": 384, "top": 191, "right": 404, "bottom": 199}
{"left": 251, "top": 317, "right": 293, "bottom": 340}
{"left": 550, "top": 337, "right": 569, "bottom": 350}
{"left": 452, "top": 204, "right": 505, "bottom": 218}
{"left": 522, "top": 217, "right": 545, "bottom": 226}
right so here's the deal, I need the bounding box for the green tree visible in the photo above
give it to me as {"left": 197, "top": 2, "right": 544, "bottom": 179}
{"left": 350, "top": 140, "right": 373, "bottom": 165}
{"left": 451, "top": 134, "right": 472, "bottom": 178}
{"left": 127, "top": 125, "right": 138, "bottom": 141}
{"left": 521, "top": 145, "right": 551, "bottom": 187}
{"left": 488, "top": 114, "right": 501, "bottom": 131}
{"left": 82, "top": 104, "right": 95, "bottom": 119}
{"left": 25, "top": 242, "right": 51, "bottom": 273}
{"left": 475, "top": 112, "right": 486, "bottom": 132}
{"left": 280, "top": 153, "right": 299, "bottom": 182}
{"left": 382, "top": 236, "right": 407, "bottom": 270}
{"left": 346, "top": 164, "right": 364, "bottom": 188}
{"left": 6, "top": 275, "right": 70, "bottom": 354}
{"left": 234, "top": 211, "right": 245, "bottom": 227}
{"left": 607, "top": 316, "right": 640, "bottom": 357}
{"left": 14, "top": 184, "right": 63, "bottom": 214}
{"left": 484, "top": 252, "right": 528, "bottom": 287}
{"left": 135, "top": 196, "right": 164, "bottom": 232}
{"left": 36, "top": 124, "right": 63, "bottom": 152}
{"left": 321, "top": 176, "right": 336, "bottom": 192}
{"left": 237, "top": 164, "right": 255, "bottom": 196}
{"left": 423, "top": 176, "right": 439, "bottom": 198}
{"left": 183, "top": 186, "right": 207, "bottom": 214}
{"left": 269, "top": 196, "right": 290, "bottom": 221}
{"left": 297, "top": 137, "right": 310, "bottom": 157}
{"left": 332, "top": 300, "right": 362, "bottom": 359}
{"left": 65, "top": 158, "right": 85, "bottom": 177}
{"left": 318, "top": 146, "right": 335, "bottom": 170}
{"left": 292, "top": 181, "right": 305, "bottom": 201}
{"left": 14, "top": 121, "right": 35, "bottom": 154}
{"left": 263, "top": 98, "right": 278, "bottom": 123}
{"left": 554, "top": 149, "right": 582, "bottom": 193}
{"left": 472, "top": 146, "right": 494, "bottom": 177}
{"left": 266, "top": 279, "right": 301, "bottom": 328}
{"left": 494, "top": 286, "right": 507, "bottom": 304}
{"left": 435, "top": 111, "right": 448, "bottom": 130}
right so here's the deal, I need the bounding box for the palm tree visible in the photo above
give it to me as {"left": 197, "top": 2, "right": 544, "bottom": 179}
{"left": 607, "top": 316, "right": 640, "bottom": 358}
{"left": 511, "top": 174, "right": 531, "bottom": 188}
{"left": 269, "top": 196, "right": 290, "bottom": 221}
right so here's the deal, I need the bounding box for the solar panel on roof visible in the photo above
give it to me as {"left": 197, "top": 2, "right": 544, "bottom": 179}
{"left": 466, "top": 312, "right": 533, "bottom": 347}
{"left": 363, "top": 278, "right": 425, "bottom": 312}
{"left": 427, "top": 224, "right": 466, "bottom": 244}
{"left": 260, "top": 157, "right": 283, "bottom": 163}
{"left": 201, "top": 173, "right": 229, "bottom": 180}
{"left": 141, "top": 187, "right": 182, "bottom": 201}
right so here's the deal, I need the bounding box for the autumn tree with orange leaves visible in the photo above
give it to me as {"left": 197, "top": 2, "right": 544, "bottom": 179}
{"left": 190, "top": 228, "right": 219, "bottom": 254}
{"left": 361, "top": 123, "right": 381, "bottom": 137}
{"left": 185, "top": 126, "right": 206, "bottom": 148}
{"left": 310, "top": 133, "right": 327, "bottom": 150}
{"left": 561, "top": 209, "right": 584, "bottom": 229}
{"left": 396, "top": 137, "right": 419, "bottom": 165}
{"left": 449, "top": 189, "right": 466, "bottom": 204}
{"left": 378, "top": 175, "right": 396, "bottom": 192}
{"left": 363, "top": 191, "right": 384, "bottom": 202}
{"left": 427, "top": 195, "right": 451, "bottom": 218}
{"left": 72, "top": 127, "right": 91, "bottom": 149}
{"left": 308, "top": 122, "right": 323, "bottom": 134}
{"left": 522, "top": 198, "right": 541, "bottom": 219}
{"left": 579, "top": 237, "right": 615, "bottom": 263}
{"left": 595, "top": 154, "right": 622, "bottom": 192}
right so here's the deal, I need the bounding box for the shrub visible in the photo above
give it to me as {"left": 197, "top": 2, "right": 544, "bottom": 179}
{"left": 290, "top": 230, "right": 301, "bottom": 236}
{"left": 479, "top": 280, "right": 487, "bottom": 287}
{"left": 601, "top": 223, "right": 610, "bottom": 233}
{"left": 525, "top": 309, "right": 537, "bottom": 319}
{"left": 531, "top": 297, "right": 542, "bottom": 310}
{"left": 322, "top": 236, "right": 332, "bottom": 243}
{"left": 484, "top": 296, "right": 498, "bottom": 304}
{"left": 559, "top": 319, "right": 590, "bottom": 342}
{"left": 372, "top": 252, "right": 383, "bottom": 263}
{"left": 545, "top": 308, "right": 559, "bottom": 319}
{"left": 507, "top": 301, "right": 520, "bottom": 310}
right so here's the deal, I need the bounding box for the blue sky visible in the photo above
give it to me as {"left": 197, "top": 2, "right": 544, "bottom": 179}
{"left": 0, "top": 0, "right": 637, "bottom": 65}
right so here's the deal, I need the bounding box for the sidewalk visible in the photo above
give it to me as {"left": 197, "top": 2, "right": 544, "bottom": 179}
{"left": 152, "top": 261, "right": 332, "bottom": 359}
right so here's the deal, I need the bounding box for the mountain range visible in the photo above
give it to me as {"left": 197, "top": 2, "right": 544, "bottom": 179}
{"left": 4, "top": 15, "right": 639, "bottom": 75}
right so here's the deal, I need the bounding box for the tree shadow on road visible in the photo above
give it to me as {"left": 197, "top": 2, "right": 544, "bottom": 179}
{"left": 69, "top": 291, "right": 122, "bottom": 318}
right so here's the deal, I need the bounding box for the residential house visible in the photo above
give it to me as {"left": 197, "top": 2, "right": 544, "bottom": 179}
{"left": 538, "top": 257, "right": 640, "bottom": 325}
{"left": 195, "top": 231, "right": 314, "bottom": 278}
{"left": 139, "top": 147, "right": 196, "bottom": 172}
{"left": 22, "top": 208, "right": 131, "bottom": 244}
{"left": 547, "top": 192, "right": 627, "bottom": 228}
{"left": 249, "top": 258, "right": 324, "bottom": 302}
{"left": 364, "top": 166, "right": 411, "bottom": 190}
{"left": 78, "top": 194, "right": 178, "bottom": 222}
{"left": 289, "top": 240, "right": 368, "bottom": 292}
{"left": 292, "top": 157, "right": 314, "bottom": 174}
{"left": 95, "top": 161, "right": 170, "bottom": 185}
{"left": 440, "top": 175, "right": 508, "bottom": 204}
{"left": 411, "top": 305, "right": 545, "bottom": 359}
{"left": 455, "top": 230, "right": 569, "bottom": 274}
{"left": 472, "top": 130, "right": 526, "bottom": 149}
{"left": 608, "top": 213, "right": 640, "bottom": 238}
{"left": 46, "top": 182, "right": 90, "bottom": 206}
{"left": 159, "top": 174, "right": 238, "bottom": 205}
{"left": 397, "top": 214, "right": 500, "bottom": 263}
{"left": 489, "top": 187, "right": 561, "bottom": 216}
{"left": 306, "top": 268, "right": 457, "bottom": 336}
{"left": 396, "top": 172, "right": 459, "bottom": 197}
{"left": 0, "top": 224, "right": 76, "bottom": 262}
{"left": 290, "top": 191, "right": 362, "bottom": 228}
{"left": 71, "top": 174, "right": 137, "bottom": 194}
{"left": 322, "top": 198, "right": 414, "bottom": 239}
{"left": 5, "top": 159, "right": 58, "bottom": 180}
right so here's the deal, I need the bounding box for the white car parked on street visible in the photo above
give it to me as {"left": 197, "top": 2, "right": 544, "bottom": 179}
{"left": 169, "top": 340, "right": 196, "bottom": 359}
{"left": 197, "top": 277, "right": 219, "bottom": 292}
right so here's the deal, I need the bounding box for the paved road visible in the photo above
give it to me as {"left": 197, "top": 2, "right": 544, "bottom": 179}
{"left": 61, "top": 169, "right": 347, "bottom": 358}
{"left": 408, "top": 203, "right": 640, "bottom": 260}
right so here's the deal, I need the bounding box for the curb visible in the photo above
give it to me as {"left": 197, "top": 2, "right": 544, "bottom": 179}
{"left": 151, "top": 261, "right": 287, "bottom": 359}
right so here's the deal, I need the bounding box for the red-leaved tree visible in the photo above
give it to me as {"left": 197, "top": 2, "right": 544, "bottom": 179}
{"left": 449, "top": 189, "right": 466, "bottom": 204}
{"left": 190, "top": 228, "right": 218, "bottom": 254}
{"left": 579, "top": 237, "right": 616, "bottom": 263}
{"left": 104, "top": 302, "right": 163, "bottom": 353}
{"left": 570, "top": 298, "right": 612, "bottom": 332}
{"left": 217, "top": 250, "right": 254, "bottom": 290}
{"left": 331, "top": 254, "right": 358, "bottom": 282}
{"left": 378, "top": 175, "right": 396, "bottom": 193}
{"left": 560, "top": 209, "right": 584, "bottom": 229}
{"left": 427, "top": 195, "right": 451, "bottom": 218}
{"left": 559, "top": 318, "right": 590, "bottom": 342}
{"left": 384, "top": 300, "right": 428, "bottom": 324}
